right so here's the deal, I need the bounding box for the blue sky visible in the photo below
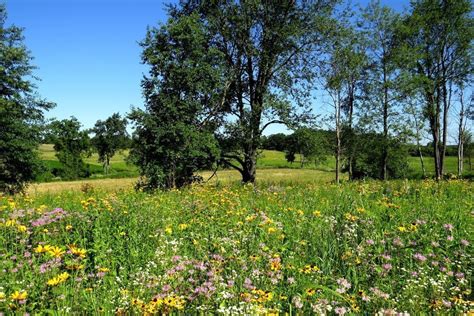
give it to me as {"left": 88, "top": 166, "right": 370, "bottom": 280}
{"left": 6, "top": 0, "right": 409, "bottom": 134}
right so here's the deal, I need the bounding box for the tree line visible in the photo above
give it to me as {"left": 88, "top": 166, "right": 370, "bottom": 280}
{"left": 261, "top": 131, "right": 474, "bottom": 174}
{"left": 0, "top": 0, "right": 473, "bottom": 193}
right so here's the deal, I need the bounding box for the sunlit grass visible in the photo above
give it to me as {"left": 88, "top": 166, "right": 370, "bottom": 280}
{"left": 28, "top": 169, "right": 336, "bottom": 195}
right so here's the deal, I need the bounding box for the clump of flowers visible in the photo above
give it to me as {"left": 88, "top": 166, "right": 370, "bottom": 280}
{"left": 47, "top": 272, "right": 70, "bottom": 286}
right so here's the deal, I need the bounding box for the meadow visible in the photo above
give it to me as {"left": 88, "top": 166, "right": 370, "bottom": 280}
{"left": 37, "top": 144, "right": 472, "bottom": 183}
{"left": 1, "top": 179, "right": 472, "bottom": 314}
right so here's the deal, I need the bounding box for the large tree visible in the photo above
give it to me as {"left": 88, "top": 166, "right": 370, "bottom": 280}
{"left": 136, "top": 0, "right": 336, "bottom": 185}
{"left": 130, "top": 13, "right": 221, "bottom": 190}
{"left": 0, "top": 4, "right": 54, "bottom": 194}
{"left": 399, "top": 0, "right": 473, "bottom": 180}
{"left": 90, "top": 113, "right": 128, "bottom": 174}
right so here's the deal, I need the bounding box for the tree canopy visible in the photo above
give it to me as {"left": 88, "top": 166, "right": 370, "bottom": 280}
{"left": 90, "top": 113, "right": 128, "bottom": 174}
{"left": 131, "top": 0, "right": 337, "bottom": 187}
{"left": 0, "top": 4, "right": 54, "bottom": 194}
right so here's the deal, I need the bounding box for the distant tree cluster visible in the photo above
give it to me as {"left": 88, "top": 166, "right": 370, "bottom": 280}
{"left": 42, "top": 114, "right": 129, "bottom": 181}
{"left": 90, "top": 113, "right": 129, "bottom": 175}
{"left": 261, "top": 130, "right": 331, "bottom": 167}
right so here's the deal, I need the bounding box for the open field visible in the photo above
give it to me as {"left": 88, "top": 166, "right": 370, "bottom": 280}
{"left": 1, "top": 179, "right": 472, "bottom": 314}
{"left": 37, "top": 144, "right": 137, "bottom": 180}
{"left": 38, "top": 145, "right": 473, "bottom": 184}
{"left": 27, "top": 169, "right": 336, "bottom": 195}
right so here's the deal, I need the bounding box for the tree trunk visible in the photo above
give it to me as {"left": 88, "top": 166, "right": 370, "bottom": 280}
{"left": 440, "top": 79, "right": 449, "bottom": 176}
{"left": 418, "top": 146, "right": 426, "bottom": 178}
{"left": 335, "top": 132, "right": 341, "bottom": 184}
{"left": 382, "top": 63, "right": 389, "bottom": 180}
{"left": 347, "top": 81, "right": 355, "bottom": 181}
{"left": 432, "top": 130, "right": 441, "bottom": 180}
{"left": 335, "top": 91, "right": 341, "bottom": 184}
{"left": 413, "top": 109, "right": 426, "bottom": 178}
{"left": 457, "top": 88, "right": 465, "bottom": 177}
{"left": 241, "top": 149, "right": 257, "bottom": 183}
{"left": 427, "top": 90, "right": 442, "bottom": 180}
{"left": 106, "top": 156, "right": 110, "bottom": 175}
{"left": 458, "top": 141, "right": 464, "bottom": 177}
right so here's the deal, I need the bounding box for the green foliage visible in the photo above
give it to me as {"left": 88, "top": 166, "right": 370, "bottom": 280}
{"left": 90, "top": 113, "right": 128, "bottom": 174}
{"left": 261, "top": 133, "right": 289, "bottom": 152}
{"left": 141, "top": 1, "right": 338, "bottom": 183}
{"left": 349, "top": 133, "right": 409, "bottom": 179}
{"left": 0, "top": 4, "right": 54, "bottom": 194}
{"left": 397, "top": 0, "right": 473, "bottom": 178}
{"left": 285, "top": 128, "right": 329, "bottom": 167}
{"left": 129, "top": 13, "right": 221, "bottom": 190}
{"left": 285, "top": 151, "right": 296, "bottom": 164}
{"left": 49, "top": 118, "right": 91, "bottom": 180}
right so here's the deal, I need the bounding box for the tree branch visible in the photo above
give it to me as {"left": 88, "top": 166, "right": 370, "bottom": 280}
{"left": 220, "top": 157, "right": 244, "bottom": 174}
{"left": 260, "top": 119, "right": 286, "bottom": 134}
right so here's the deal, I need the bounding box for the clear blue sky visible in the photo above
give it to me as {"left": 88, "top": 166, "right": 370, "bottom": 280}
{"left": 5, "top": 0, "right": 409, "bottom": 133}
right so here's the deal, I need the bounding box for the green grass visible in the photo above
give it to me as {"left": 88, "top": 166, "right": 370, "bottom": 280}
{"left": 407, "top": 155, "right": 473, "bottom": 177}
{"left": 37, "top": 145, "right": 473, "bottom": 183}
{"left": 1, "top": 179, "right": 472, "bottom": 314}
{"left": 37, "top": 144, "right": 138, "bottom": 181}
{"left": 28, "top": 168, "right": 337, "bottom": 195}
{"left": 256, "top": 150, "right": 335, "bottom": 171}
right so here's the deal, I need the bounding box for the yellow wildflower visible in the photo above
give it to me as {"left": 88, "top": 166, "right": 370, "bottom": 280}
{"left": 306, "top": 288, "right": 316, "bottom": 296}
{"left": 245, "top": 214, "right": 257, "bottom": 222}
{"left": 345, "top": 213, "right": 358, "bottom": 221}
{"left": 10, "top": 290, "right": 27, "bottom": 301}
{"left": 5, "top": 219, "right": 16, "bottom": 227}
{"left": 34, "top": 244, "right": 51, "bottom": 253}
{"left": 69, "top": 245, "right": 87, "bottom": 258}
{"left": 356, "top": 207, "right": 366, "bottom": 213}
{"left": 47, "top": 246, "right": 65, "bottom": 258}
{"left": 398, "top": 226, "right": 407, "bottom": 232}
{"left": 162, "top": 295, "right": 185, "bottom": 310}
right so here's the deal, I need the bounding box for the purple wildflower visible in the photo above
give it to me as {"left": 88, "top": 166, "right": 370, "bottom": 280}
{"left": 335, "top": 307, "right": 347, "bottom": 315}
{"left": 443, "top": 223, "right": 454, "bottom": 231}
{"left": 413, "top": 253, "right": 427, "bottom": 262}
{"left": 382, "top": 263, "right": 392, "bottom": 271}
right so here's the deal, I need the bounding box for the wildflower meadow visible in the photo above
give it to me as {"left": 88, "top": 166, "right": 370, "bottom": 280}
{"left": 0, "top": 179, "right": 472, "bottom": 314}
